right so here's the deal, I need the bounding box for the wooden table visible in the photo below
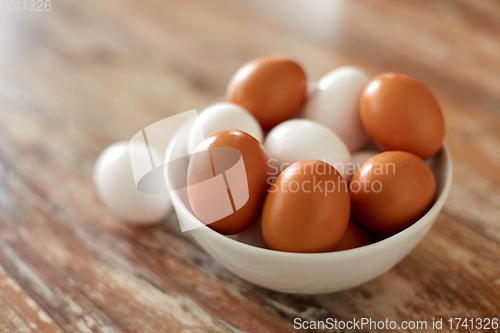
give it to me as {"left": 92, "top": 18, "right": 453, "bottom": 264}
{"left": 0, "top": 0, "right": 499, "bottom": 332}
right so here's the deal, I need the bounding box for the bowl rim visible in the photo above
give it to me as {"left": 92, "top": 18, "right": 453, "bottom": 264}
{"left": 165, "top": 119, "right": 453, "bottom": 259}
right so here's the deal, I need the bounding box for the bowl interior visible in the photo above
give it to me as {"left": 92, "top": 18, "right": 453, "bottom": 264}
{"left": 165, "top": 119, "right": 452, "bottom": 256}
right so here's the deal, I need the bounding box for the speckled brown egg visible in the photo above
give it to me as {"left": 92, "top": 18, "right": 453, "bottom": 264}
{"left": 335, "top": 215, "right": 375, "bottom": 251}
{"left": 360, "top": 73, "right": 445, "bottom": 160}
{"left": 187, "top": 129, "right": 271, "bottom": 235}
{"left": 350, "top": 151, "right": 436, "bottom": 234}
{"left": 226, "top": 55, "right": 307, "bottom": 130}
{"left": 261, "top": 159, "right": 350, "bottom": 253}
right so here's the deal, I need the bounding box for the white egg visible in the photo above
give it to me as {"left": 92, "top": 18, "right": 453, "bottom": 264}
{"left": 264, "top": 119, "right": 351, "bottom": 180}
{"left": 302, "top": 66, "right": 370, "bottom": 152}
{"left": 187, "top": 102, "right": 263, "bottom": 154}
{"left": 349, "top": 150, "right": 381, "bottom": 178}
{"left": 94, "top": 141, "right": 172, "bottom": 224}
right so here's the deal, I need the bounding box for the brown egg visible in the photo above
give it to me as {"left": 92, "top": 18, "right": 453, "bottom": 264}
{"left": 261, "top": 159, "right": 350, "bottom": 253}
{"left": 335, "top": 215, "right": 375, "bottom": 251}
{"left": 350, "top": 151, "right": 436, "bottom": 234}
{"left": 187, "top": 129, "right": 271, "bottom": 235}
{"left": 226, "top": 55, "right": 307, "bottom": 130}
{"left": 360, "top": 73, "right": 445, "bottom": 160}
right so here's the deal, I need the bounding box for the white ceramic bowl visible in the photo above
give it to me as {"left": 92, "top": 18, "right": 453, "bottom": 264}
{"left": 165, "top": 120, "right": 452, "bottom": 294}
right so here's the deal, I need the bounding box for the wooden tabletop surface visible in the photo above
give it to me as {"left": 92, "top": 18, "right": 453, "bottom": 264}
{"left": 0, "top": 0, "right": 499, "bottom": 332}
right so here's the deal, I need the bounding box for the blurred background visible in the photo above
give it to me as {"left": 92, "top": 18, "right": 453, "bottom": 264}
{"left": 0, "top": 0, "right": 499, "bottom": 332}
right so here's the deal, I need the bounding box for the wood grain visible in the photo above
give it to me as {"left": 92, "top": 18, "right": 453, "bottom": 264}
{"left": 0, "top": 264, "right": 63, "bottom": 333}
{"left": 0, "top": 0, "right": 499, "bottom": 332}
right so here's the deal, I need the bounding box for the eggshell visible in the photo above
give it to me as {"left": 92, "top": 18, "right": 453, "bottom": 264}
{"left": 261, "top": 159, "right": 350, "bottom": 253}
{"left": 264, "top": 119, "right": 351, "bottom": 181}
{"left": 302, "top": 66, "right": 370, "bottom": 151}
{"left": 187, "top": 129, "right": 270, "bottom": 235}
{"left": 335, "top": 216, "right": 375, "bottom": 251}
{"left": 350, "top": 151, "right": 436, "bottom": 234}
{"left": 226, "top": 55, "right": 307, "bottom": 130}
{"left": 187, "top": 102, "right": 263, "bottom": 154}
{"left": 360, "top": 73, "right": 445, "bottom": 159}
{"left": 93, "top": 141, "right": 172, "bottom": 224}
